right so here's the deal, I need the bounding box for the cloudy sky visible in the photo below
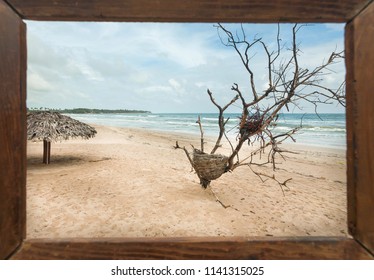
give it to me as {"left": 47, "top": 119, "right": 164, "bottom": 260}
{"left": 26, "top": 22, "right": 345, "bottom": 113}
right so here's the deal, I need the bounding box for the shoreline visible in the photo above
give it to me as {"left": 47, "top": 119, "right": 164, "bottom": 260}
{"left": 67, "top": 112, "right": 347, "bottom": 150}
{"left": 26, "top": 124, "right": 347, "bottom": 238}
{"left": 82, "top": 122, "right": 347, "bottom": 152}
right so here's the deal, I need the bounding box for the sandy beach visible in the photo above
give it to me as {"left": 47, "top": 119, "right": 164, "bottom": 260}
{"left": 26, "top": 125, "right": 347, "bottom": 238}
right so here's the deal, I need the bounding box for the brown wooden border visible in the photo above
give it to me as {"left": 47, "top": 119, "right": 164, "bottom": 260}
{"left": 10, "top": 237, "right": 372, "bottom": 260}
{"left": 345, "top": 1, "right": 374, "bottom": 252}
{"left": 0, "top": 0, "right": 373, "bottom": 260}
{"left": 0, "top": 0, "right": 26, "bottom": 260}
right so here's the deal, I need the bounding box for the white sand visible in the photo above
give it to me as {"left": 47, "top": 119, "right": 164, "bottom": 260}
{"left": 26, "top": 125, "right": 347, "bottom": 238}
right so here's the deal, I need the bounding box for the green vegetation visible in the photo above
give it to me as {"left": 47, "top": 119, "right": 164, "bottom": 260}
{"left": 27, "top": 107, "right": 151, "bottom": 114}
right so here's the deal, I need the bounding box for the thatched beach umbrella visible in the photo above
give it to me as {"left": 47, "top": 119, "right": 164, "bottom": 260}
{"left": 27, "top": 111, "right": 97, "bottom": 164}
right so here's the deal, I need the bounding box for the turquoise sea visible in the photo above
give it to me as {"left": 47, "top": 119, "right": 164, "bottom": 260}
{"left": 67, "top": 113, "right": 346, "bottom": 149}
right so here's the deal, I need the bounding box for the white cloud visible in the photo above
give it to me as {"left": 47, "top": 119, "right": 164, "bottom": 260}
{"left": 143, "top": 85, "right": 173, "bottom": 93}
{"left": 25, "top": 22, "right": 345, "bottom": 113}
{"left": 128, "top": 71, "right": 149, "bottom": 84}
{"left": 168, "top": 79, "right": 181, "bottom": 90}
{"left": 323, "top": 23, "right": 345, "bottom": 32}
{"left": 66, "top": 59, "right": 104, "bottom": 81}
{"left": 28, "top": 71, "right": 55, "bottom": 91}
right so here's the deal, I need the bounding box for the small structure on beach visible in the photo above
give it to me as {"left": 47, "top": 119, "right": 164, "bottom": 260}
{"left": 27, "top": 111, "right": 97, "bottom": 164}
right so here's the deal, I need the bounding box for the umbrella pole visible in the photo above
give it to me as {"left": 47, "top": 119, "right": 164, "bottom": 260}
{"left": 43, "top": 140, "right": 51, "bottom": 164}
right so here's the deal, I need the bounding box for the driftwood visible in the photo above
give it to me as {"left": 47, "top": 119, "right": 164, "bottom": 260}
{"left": 176, "top": 23, "right": 345, "bottom": 195}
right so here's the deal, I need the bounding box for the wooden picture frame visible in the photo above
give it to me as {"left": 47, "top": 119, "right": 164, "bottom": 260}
{"left": 1, "top": 0, "right": 373, "bottom": 259}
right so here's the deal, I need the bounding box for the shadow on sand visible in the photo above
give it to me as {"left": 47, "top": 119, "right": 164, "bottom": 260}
{"left": 27, "top": 155, "right": 112, "bottom": 170}
{"left": 27, "top": 151, "right": 111, "bottom": 170}
{"left": 27, "top": 155, "right": 85, "bottom": 169}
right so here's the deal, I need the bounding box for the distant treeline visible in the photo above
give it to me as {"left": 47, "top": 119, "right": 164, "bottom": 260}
{"left": 27, "top": 108, "right": 151, "bottom": 114}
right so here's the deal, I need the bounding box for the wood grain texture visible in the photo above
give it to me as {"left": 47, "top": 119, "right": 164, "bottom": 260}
{"left": 5, "top": 0, "right": 372, "bottom": 22}
{"left": 345, "top": 20, "right": 357, "bottom": 242}
{"left": 0, "top": 0, "right": 373, "bottom": 260}
{"left": 0, "top": 0, "right": 26, "bottom": 260}
{"left": 11, "top": 237, "right": 372, "bottom": 260}
{"left": 345, "top": 2, "right": 374, "bottom": 253}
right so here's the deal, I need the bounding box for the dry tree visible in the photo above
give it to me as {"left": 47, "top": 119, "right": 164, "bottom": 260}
{"left": 175, "top": 23, "right": 345, "bottom": 198}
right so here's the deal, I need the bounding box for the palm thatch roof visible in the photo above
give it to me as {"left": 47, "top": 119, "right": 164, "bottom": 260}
{"left": 27, "top": 111, "right": 97, "bottom": 164}
{"left": 27, "top": 111, "right": 97, "bottom": 142}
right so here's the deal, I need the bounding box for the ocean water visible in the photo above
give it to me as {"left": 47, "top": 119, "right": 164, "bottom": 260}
{"left": 67, "top": 113, "right": 346, "bottom": 149}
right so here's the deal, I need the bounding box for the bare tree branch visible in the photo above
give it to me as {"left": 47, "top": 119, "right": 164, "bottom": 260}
{"left": 207, "top": 89, "right": 239, "bottom": 154}
{"left": 176, "top": 23, "right": 345, "bottom": 194}
{"left": 196, "top": 115, "right": 205, "bottom": 152}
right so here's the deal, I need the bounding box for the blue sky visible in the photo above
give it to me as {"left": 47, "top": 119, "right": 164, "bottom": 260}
{"left": 26, "top": 22, "right": 345, "bottom": 113}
